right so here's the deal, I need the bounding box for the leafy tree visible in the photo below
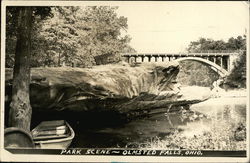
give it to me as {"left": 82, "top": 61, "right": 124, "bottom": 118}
{"left": 75, "top": 6, "right": 134, "bottom": 67}
{"left": 6, "top": 7, "right": 21, "bottom": 68}
{"left": 187, "top": 38, "right": 228, "bottom": 52}
{"left": 35, "top": 7, "right": 81, "bottom": 67}
{"left": 178, "top": 61, "right": 220, "bottom": 87}
{"left": 224, "top": 36, "right": 246, "bottom": 88}
{"left": 7, "top": 7, "right": 52, "bottom": 131}
{"left": 187, "top": 36, "right": 246, "bottom": 52}
{"left": 6, "top": 6, "right": 135, "bottom": 68}
{"left": 6, "top": 7, "right": 53, "bottom": 67}
{"left": 6, "top": 6, "right": 134, "bottom": 130}
{"left": 225, "top": 50, "right": 246, "bottom": 88}
{"left": 227, "top": 36, "right": 246, "bottom": 50}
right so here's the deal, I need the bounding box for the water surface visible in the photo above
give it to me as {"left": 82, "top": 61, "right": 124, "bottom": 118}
{"left": 71, "top": 95, "right": 246, "bottom": 149}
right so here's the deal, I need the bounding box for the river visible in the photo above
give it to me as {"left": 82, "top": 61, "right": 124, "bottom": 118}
{"left": 70, "top": 88, "right": 247, "bottom": 150}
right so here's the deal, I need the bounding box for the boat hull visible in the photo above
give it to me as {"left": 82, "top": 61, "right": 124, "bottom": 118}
{"left": 35, "top": 139, "right": 72, "bottom": 149}
{"left": 33, "top": 122, "right": 75, "bottom": 149}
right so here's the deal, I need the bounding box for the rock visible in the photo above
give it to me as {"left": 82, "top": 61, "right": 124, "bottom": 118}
{"left": 5, "top": 62, "right": 209, "bottom": 119}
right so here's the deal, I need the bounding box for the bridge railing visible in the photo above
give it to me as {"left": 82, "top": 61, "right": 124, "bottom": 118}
{"left": 122, "top": 50, "right": 245, "bottom": 56}
{"left": 187, "top": 49, "right": 244, "bottom": 53}
{"left": 122, "top": 50, "right": 246, "bottom": 56}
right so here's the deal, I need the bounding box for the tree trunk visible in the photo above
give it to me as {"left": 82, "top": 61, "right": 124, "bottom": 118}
{"left": 58, "top": 53, "right": 61, "bottom": 66}
{"left": 9, "top": 7, "right": 33, "bottom": 131}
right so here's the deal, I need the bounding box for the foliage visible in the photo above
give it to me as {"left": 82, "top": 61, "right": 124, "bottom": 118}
{"left": 187, "top": 38, "right": 227, "bottom": 52}
{"left": 6, "top": 7, "right": 53, "bottom": 67}
{"left": 135, "top": 109, "right": 246, "bottom": 150}
{"left": 34, "top": 7, "right": 81, "bottom": 67}
{"left": 6, "top": 6, "right": 135, "bottom": 68}
{"left": 143, "top": 121, "right": 246, "bottom": 150}
{"left": 75, "top": 6, "right": 134, "bottom": 67}
{"left": 224, "top": 36, "right": 246, "bottom": 88}
{"left": 7, "top": 7, "right": 53, "bottom": 131}
{"left": 177, "top": 61, "right": 219, "bottom": 87}
{"left": 224, "top": 50, "right": 246, "bottom": 88}
{"left": 187, "top": 36, "right": 246, "bottom": 52}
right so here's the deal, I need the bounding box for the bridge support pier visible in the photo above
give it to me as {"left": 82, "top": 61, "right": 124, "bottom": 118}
{"left": 161, "top": 56, "right": 165, "bottom": 62}
{"left": 221, "top": 56, "right": 228, "bottom": 71}
{"left": 228, "top": 53, "right": 239, "bottom": 72}
{"left": 136, "top": 56, "right": 142, "bottom": 63}
{"left": 150, "top": 56, "right": 155, "bottom": 62}
{"left": 126, "top": 56, "right": 130, "bottom": 63}
{"left": 220, "top": 57, "right": 223, "bottom": 68}
{"left": 128, "top": 56, "right": 136, "bottom": 63}
{"left": 213, "top": 57, "right": 216, "bottom": 63}
{"left": 143, "top": 56, "right": 149, "bottom": 62}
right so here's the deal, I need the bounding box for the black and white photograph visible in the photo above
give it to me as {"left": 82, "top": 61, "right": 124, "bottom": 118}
{"left": 0, "top": 1, "right": 249, "bottom": 162}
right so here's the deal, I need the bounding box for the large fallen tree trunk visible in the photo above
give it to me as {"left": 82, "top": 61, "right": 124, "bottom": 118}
{"left": 5, "top": 62, "right": 210, "bottom": 120}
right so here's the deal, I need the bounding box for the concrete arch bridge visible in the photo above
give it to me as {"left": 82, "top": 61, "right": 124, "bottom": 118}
{"left": 122, "top": 51, "right": 241, "bottom": 77}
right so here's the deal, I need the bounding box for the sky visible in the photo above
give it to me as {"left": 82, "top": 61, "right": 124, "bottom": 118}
{"left": 116, "top": 1, "right": 249, "bottom": 53}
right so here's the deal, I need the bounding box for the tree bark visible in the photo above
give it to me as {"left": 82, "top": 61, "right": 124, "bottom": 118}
{"left": 9, "top": 7, "right": 33, "bottom": 131}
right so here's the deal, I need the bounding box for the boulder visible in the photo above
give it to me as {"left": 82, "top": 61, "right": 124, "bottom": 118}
{"left": 5, "top": 61, "right": 209, "bottom": 119}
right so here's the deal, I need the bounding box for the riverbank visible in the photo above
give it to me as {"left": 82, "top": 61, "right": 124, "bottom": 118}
{"left": 69, "top": 87, "right": 247, "bottom": 149}
{"left": 141, "top": 88, "right": 247, "bottom": 150}
{"left": 141, "top": 117, "right": 246, "bottom": 150}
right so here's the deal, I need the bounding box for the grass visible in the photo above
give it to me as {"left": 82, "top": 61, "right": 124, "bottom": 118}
{"left": 128, "top": 109, "right": 246, "bottom": 150}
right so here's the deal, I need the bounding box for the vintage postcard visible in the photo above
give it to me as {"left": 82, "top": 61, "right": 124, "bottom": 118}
{"left": 0, "top": 1, "right": 249, "bottom": 162}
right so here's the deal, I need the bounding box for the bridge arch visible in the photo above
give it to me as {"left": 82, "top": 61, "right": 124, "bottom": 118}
{"left": 175, "top": 57, "right": 229, "bottom": 77}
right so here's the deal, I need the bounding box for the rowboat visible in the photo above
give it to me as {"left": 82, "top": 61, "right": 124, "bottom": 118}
{"left": 31, "top": 120, "right": 75, "bottom": 149}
